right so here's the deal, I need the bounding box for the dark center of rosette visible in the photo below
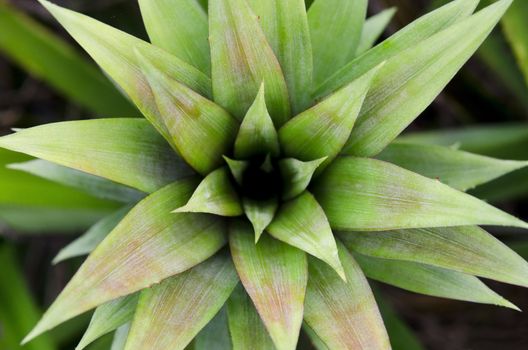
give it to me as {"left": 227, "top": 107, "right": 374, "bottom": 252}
{"left": 239, "top": 155, "right": 283, "bottom": 202}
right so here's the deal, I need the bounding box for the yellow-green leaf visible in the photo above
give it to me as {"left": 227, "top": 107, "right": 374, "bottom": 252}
{"left": 340, "top": 226, "right": 528, "bottom": 288}
{"left": 268, "top": 192, "right": 344, "bottom": 280}
{"left": 229, "top": 221, "right": 307, "bottom": 350}
{"left": 242, "top": 198, "right": 278, "bottom": 242}
{"left": 209, "top": 0, "right": 291, "bottom": 126}
{"left": 356, "top": 8, "right": 396, "bottom": 56}
{"left": 278, "top": 157, "right": 326, "bottom": 200}
{"left": 138, "top": 52, "right": 238, "bottom": 175}
{"left": 314, "top": 157, "right": 528, "bottom": 231}
{"left": 125, "top": 252, "right": 238, "bottom": 350}
{"left": 0, "top": 119, "right": 190, "bottom": 193}
{"left": 24, "top": 180, "right": 227, "bottom": 343}
{"left": 502, "top": 0, "right": 528, "bottom": 84}
{"left": 139, "top": 0, "right": 210, "bottom": 75}
{"left": 304, "top": 241, "right": 390, "bottom": 350}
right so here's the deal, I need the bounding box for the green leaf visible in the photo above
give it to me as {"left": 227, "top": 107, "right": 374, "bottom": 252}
{"left": 77, "top": 294, "right": 139, "bottom": 350}
{"left": 234, "top": 84, "right": 280, "bottom": 159}
{"left": 139, "top": 0, "right": 210, "bottom": 75}
{"left": 111, "top": 324, "right": 131, "bottom": 350}
{"left": 303, "top": 241, "right": 390, "bottom": 350}
{"left": 356, "top": 8, "right": 396, "bottom": 56}
{"left": 194, "top": 307, "right": 231, "bottom": 350}
{"left": 377, "top": 142, "right": 528, "bottom": 191}
{"left": 9, "top": 160, "right": 143, "bottom": 203}
{"left": 308, "top": 0, "right": 368, "bottom": 85}
{"left": 37, "top": 0, "right": 211, "bottom": 148}
{"left": 226, "top": 284, "right": 275, "bottom": 350}
{"left": 229, "top": 222, "right": 307, "bottom": 350}
{"left": 0, "top": 149, "right": 117, "bottom": 233}
{"left": 0, "top": 245, "right": 57, "bottom": 350}
{"left": 313, "top": 157, "right": 528, "bottom": 230}
{"left": 502, "top": 0, "right": 528, "bottom": 84}
{"left": 125, "top": 252, "right": 238, "bottom": 350}
{"left": 53, "top": 206, "right": 132, "bottom": 265}
{"left": 247, "top": 0, "right": 313, "bottom": 114}
{"left": 138, "top": 51, "right": 238, "bottom": 174}
{"left": 354, "top": 253, "right": 518, "bottom": 309}
{"left": 278, "top": 157, "right": 325, "bottom": 200}
{"left": 242, "top": 198, "right": 278, "bottom": 242}
{"left": 24, "top": 180, "right": 227, "bottom": 343}
{"left": 0, "top": 119, "right": 190, "bottom": 194}
{"left": 223, "top": 157, "right": 248, "bottom": 185}
{"left": 174, "top": 168, "right": 243, "bottom": 216}
{"left": 0, "top": 2, "right": 135, "bottom": 116}
{"left": 314, "top": 0, "right": 478, "bottom": 98}
{"left": 343, "top": 0, "right": 513, "bottom": 157}
{"left": 209, "top": 0, "right": 291, "bottom": 126}
{"left": 267, "top": 192, "right": 344, "bottom": 280}
{"left": 279, "top": 64, "right": 380, "bottom": 169}
{"left": 340, "top": 226, "right": 528, "bottom": 287}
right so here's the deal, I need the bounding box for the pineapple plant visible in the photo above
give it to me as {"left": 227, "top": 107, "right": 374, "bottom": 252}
{"left": 2, "top": 0, "right": 528, "bottom": 348}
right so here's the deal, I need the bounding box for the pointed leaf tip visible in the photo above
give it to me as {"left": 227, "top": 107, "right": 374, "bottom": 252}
{"left": 279, "top": 157, "right": 327, "bottom": 200}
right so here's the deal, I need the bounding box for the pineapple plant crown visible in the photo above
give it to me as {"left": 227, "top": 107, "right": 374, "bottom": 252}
{"left": 2, "top": 0, "right": 528, "bottom": 349}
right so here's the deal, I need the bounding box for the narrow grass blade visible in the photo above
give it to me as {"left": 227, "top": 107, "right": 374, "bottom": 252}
{"left": 356, "top": 8, "right": 396, "bottom": 56}
{"left": 139, "top": 0, "right": 210, "bottom": 75}
{"left": 248, "top": 0, "right": 313, "bottom": 113}
{"left": 313, "top": 157, "right": 528, "bottom": 230}
{"left": 340, "top": 225, "right": 528, "bottom": 287}
{"left": 0, "top": 2, "right": 135, "bottom": 116}
{"left": 23, "top": 180, "right": 227, "bottom": 343}
{"left": 314, "top": 0, "right": 479, "bottom": 98}
{"left": 53, "top": 206, "right": 132, "bottom": 265}
{"left": 354, "top": 253, "right": 518, "bottom": 310}
{"left": 37, "top": 0, "right": 211, "bottom": 149}
{"left": 174, "top": 168, "right": 243, "bottom": 217}
{"left": 344, "top": 0, "right": 513, "bottom": 157}
{"left": 138, "top": 51, "right": 238, "bottom": 175}
{"left": 377, "top": 142, "right": 528, "bottom": 191}
{"left": 227, "top": 284, "right": 275, "bottom": 350}
{"left": 230, "top": 221, "right": 307, "bottom": 350}
{"left": 77, "top": 294, "right": 139, "bottom": 350}
{"left": 9, "top": 160, "right": 143, "bottom": 203}
{"left": 279, "top": 64, "right": 380, "bottom": 169}
{"left": 194, "top": 307, "right": 231, "bottom": 350}
{"left": 125, "top": 253, "right": 238, "bottom": 350}
{"left": 304, "top": 241, "right": 390, "bottom": 350}
{"left": 209, "top": 0, "right": 291, "bottom": 126}
{"left": 234, "top": 84, "right": 280, "bottom": 158}
{"left": 0, "top": 119, "right": 191, "bottom": 193}
{"left": 268, "top": 192, "right": 344, "bottom": 280}
{"left": 243, "top": 198, "right": 278, "bottom": 242}
{"left": 502, "top": 0, "right": 528, "bottom": 84}
{"left": 308, "top": 0, "right": 367, "bottom": 85}
{"left": 278, "top": 158, "right": 326, "bottom": 200}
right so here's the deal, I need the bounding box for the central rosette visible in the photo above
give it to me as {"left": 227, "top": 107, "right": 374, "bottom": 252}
{"left": 237, "top": 156, "right": 283, "bottom": 202}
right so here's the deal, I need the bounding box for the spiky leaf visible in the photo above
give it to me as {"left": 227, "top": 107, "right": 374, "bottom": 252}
{"left": 268, "top": 192, "right": 344, "bottom": 280}
{"left": 340, "top": 226, "right": 528, "bottom": 288}
{"left": 247, "top": 0, "right": 313, "bottom": 113}
{"left": 125, "top": 253, "right": 238, "bottom": 350}
{"left": 354, "top": 253, "right": 518, "bottom": 309}
{"left": 243, "top": 198, "right": 278, "bottom": 242}
{"left": 308, "top": 0, "right": 367, "bottom": 85}
{"left": 77, "top": 293, "right": 139, "bottom": 350}
{"left": 0, "top": 119, "right": 190, "bottom": 193}
{"left": 174, "top": 168, "right": 242, "bottom": 216}
{"left": 234, "top": 84, "right": 280, "bottom": 159}
{"left": 24, "top": 180, "right": 227, "bottom": 343}
{"left": 229, "top": 222, "right": 307, "bottom": 350}
{"left": 377, "top": 142, "right": 528, "bottom": 191}
{"left": 226, "top": 284, "right": 275, "bottom": 350}
{"left": 502, "top": 0, "right": 528, "bottom": 84}
{"left": 139, "top": 0, "right": 210, "bottom": 74}
{"left": 356, "top": 8, "right": 396, "bottom": 55}
{"left": 344, "top": 0, "right": 513, "bottom": 157}
{"left": 313, "top": 157, "right": 528, "bottom": 230}
{"left": 209, "top": 0, "right": 290, "bottom": 125}
{"left": 304, "top": 241, "right": 390, "bottom": 350}
{"left": 278, "top": 158, "right": 326, "bottom": 200}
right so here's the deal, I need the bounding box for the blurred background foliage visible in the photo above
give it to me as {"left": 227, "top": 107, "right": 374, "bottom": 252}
{"left": 0, "top": 0, "right": 527, "bottom": 349}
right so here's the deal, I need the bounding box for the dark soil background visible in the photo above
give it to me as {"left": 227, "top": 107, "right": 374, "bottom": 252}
{"left": 1, "top": 0, "right": 527, "bottom": 349}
